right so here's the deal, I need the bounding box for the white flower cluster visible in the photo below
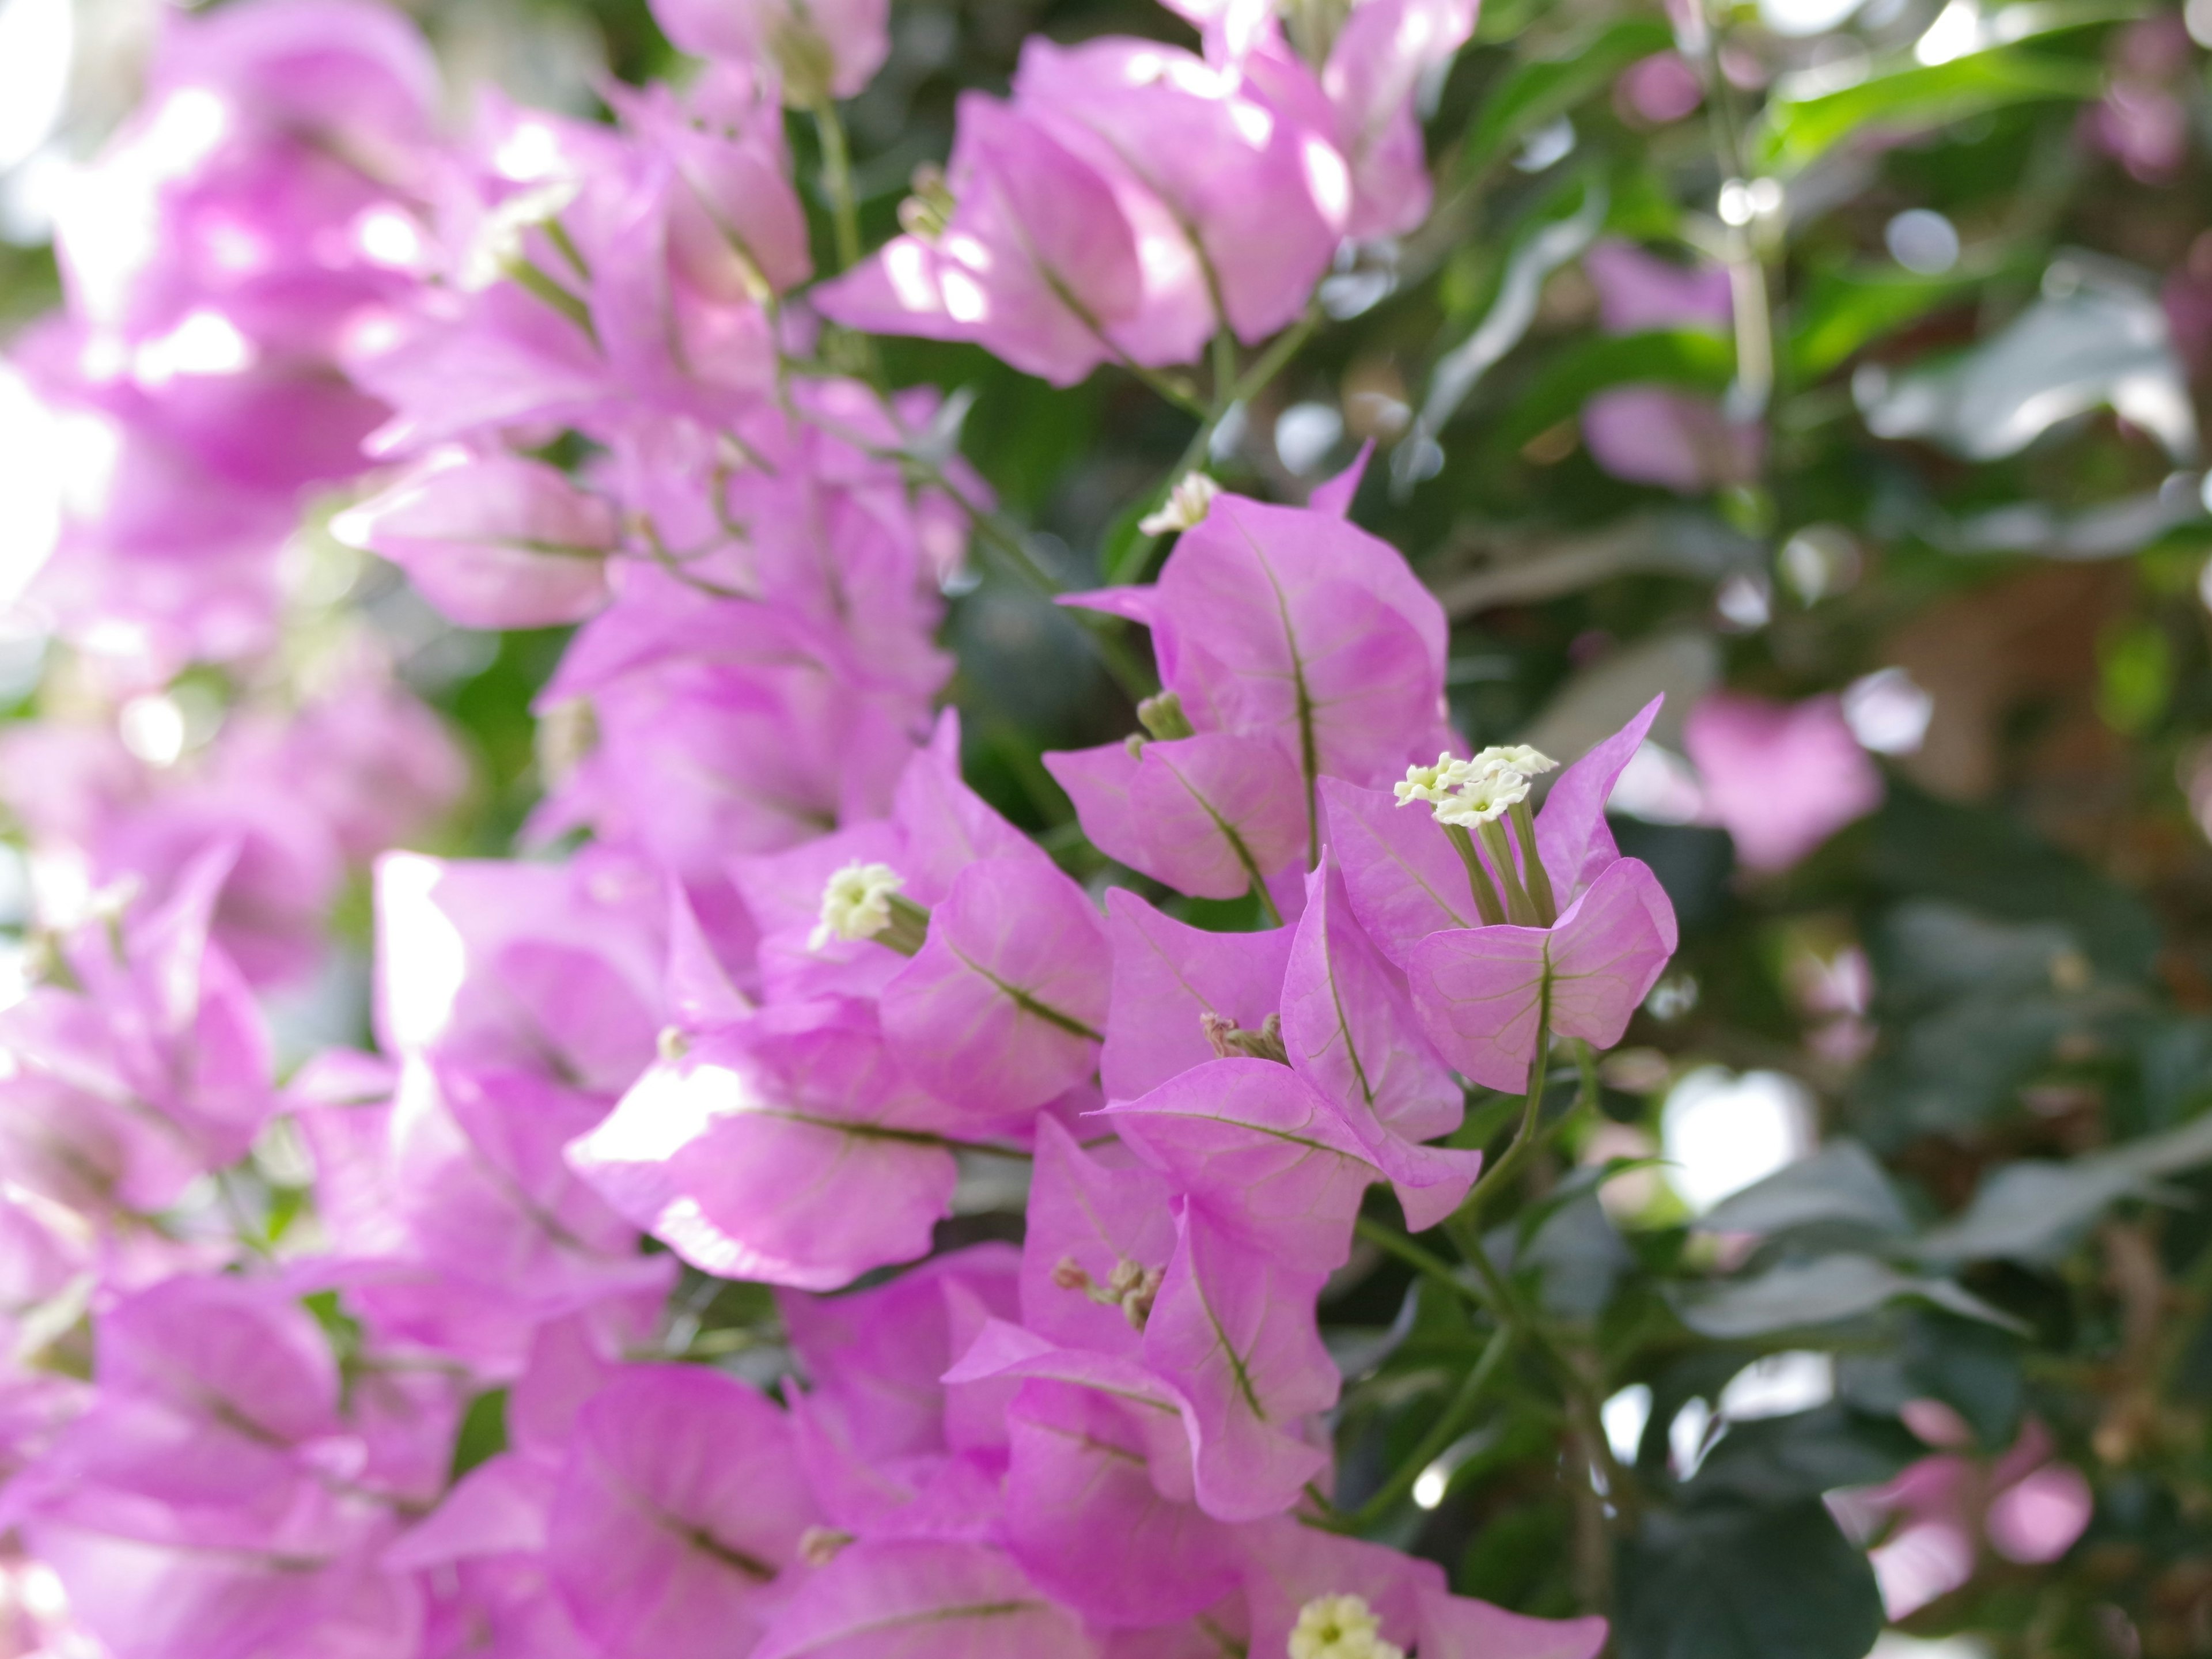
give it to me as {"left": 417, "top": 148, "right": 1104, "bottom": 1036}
{"left": 809, "top": 861, "right": 907, "bottom": 950}
{"left": 1289, "top": 1593, "right": 1406, "bottom": 1659}
{"left": 1393, "top": 744, "right": 1557, "bottom": 827}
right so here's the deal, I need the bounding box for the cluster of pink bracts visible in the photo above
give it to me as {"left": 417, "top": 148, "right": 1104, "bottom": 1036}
{"left": 0, "top": 0, "right": 1669, "bottom": 1655}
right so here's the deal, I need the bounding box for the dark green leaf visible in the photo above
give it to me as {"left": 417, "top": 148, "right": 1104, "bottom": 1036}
{"left": 1488, "top": 329, "right": 1736, "bottom": 452}
{"left": 450, "top": 1386, "right": 511, "bottom": 1482}
{"left": 1464, "top": 18, "right": 1675, "bottom": 176}
{"left": 1618, "top": 1499, "right": 1885, "bottom": 1659}
{"left": 1755, "top": 52, "right": 2102, "bottom": 176}
{"left": 1699, "top": 1141, "right": 1912, "bottom": 1240}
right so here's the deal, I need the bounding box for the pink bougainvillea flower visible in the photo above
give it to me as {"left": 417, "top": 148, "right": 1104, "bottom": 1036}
{"left": 1829, "top": 1415, "right": 2093, "bottom": 1620}
{"left": 333, "top": 448, "right": 617, "bottom": 630}
{"left": 1585, "top": 240, "right": 1734, "bottom": 335}
{"left": 1103, "top": 1058, "right": 1378, "bottom": 1271}
{"left": 1282, "top": 865, "right": 1482, "bottom": 1228}
{"left": 781, "top": 1243, "right": 1021, "bottom": 1461}
{"left": 944, "top": 1304, "right": 1325, "bottom": 1526}
{"left": 753, "top": 1538, "right": 1095, "bottom": 1659}
{"left": 815, "top": 95, "right": 1206, "bottom": 386}
{"left": 547, "top": 1365, "right": 821, "bottom": 1659}
{"left": 1044, "top": 729, "right": 1307, "bottom": 903}
{"left": 1064, "top": 489, "right": 1453, "bottom": 857}
{"left": 0, "top": 842, "right": 272, "bottom": 1213}
{"left": 1326, "top": 698, "right": 1678, "bottom": 1091}
{"left": 1097, "top": 888, "right": 1296, "bottom": 1104}
{"left": 1578, "top": 241, "right": 1760, "bottom": 494}
{"left": 565, "top": 997, "right": 959, "bottom": 1290}
{"left": 1580, "top": 385, "right": 1766, "bottom": 494}
{"left": 1233, "top": 1516, "right": 1610, "bottom": 1659}
{"left": 385, "top": 1058, "right": 675, "bottom": 1321}
{"left": 1237, "top": 0, "right": 1480, "bottom": 240}
{"left": 880, "top": 850, "right": 1110, "bottom": 1123}
{"left": 1682, "top": 691, "right": 1884, "bottom": 873}
{"left": 534, "top": 584, "right": 927, "bottom": 893}
{"left": 13, "top": 1273, "right": 423, "bottom": 1659}
{"left": 1406, "top": 857, "right": 1678, "bottom": 1093}
{"left": 373, "top": 848, "right": 666, "bottom": 1093}
{"left": 1010, "top": 36, "right": 1342, "bottom": 343}
{"left": 1141, "top": 1203, "right": 1339, "bottom": 1509}
{"left": 730, "top": 710, "right": 1026, "bottom": 1001}
{"left": 1019, "top": 1118, "right": 1181, "bottom": 1359}
{"left": 1002, "top": 1377, "right": 1244, "bottom": 1627}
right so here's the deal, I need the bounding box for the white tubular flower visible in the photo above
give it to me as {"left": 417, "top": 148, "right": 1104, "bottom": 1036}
{"left": 1288, "top": 1593, "right": 1406, "bottom": 1659}
{"left": 1138, "top": 471, "right": 1221, "bottom": 536}
{"left": 809, "top": 861, "right": 907, "bottom": 951}
{"left": 1434, "top": 757, "right": 1531, "bottom": 827}
{"left": 1476, "top": 742, "right": 1558, "bottom": 777}
{"left": 1394, "top": 752, "right": 1463, "bottom": 809}
{"left": 460, "top": 177, "right": 582, "bottom": 291}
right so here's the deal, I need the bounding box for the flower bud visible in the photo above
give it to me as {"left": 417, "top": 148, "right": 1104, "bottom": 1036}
{"left": 1137, "top": 691, "right": 1196, "bottom": 743}
{"left": 809, "top": 861, "right": 910, "bottom": 951}
{"left": 1138, "top": 472, "right": 1221, "bottom": 537}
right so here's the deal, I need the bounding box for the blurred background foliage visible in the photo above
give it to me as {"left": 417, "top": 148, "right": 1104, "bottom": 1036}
{"left": 12, "top": 0, "right": 2212, "bottom": 1654}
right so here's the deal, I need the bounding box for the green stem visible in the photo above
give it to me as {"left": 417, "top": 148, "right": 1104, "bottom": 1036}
{"left": 1357, "top": 1214, "right": 1480, "bottom": 1302}
{"left": 1476, "top": 818, "right": 1537, "bottom": 926}
{"left": 1249, "top": 875, "right": 1283, "bottom": 929}
{"left": 505, "top": 257, "right": 596, "bottom": 344}
{"left": 1209, "top": 328, "right": 1238, "bottom": 415}
{"left": 809, "top": 98, "right": 862, "bottom": 272}
{"left": 1359, "top": 1209, "right": 1634, "bottom": 1519}
{"left": 1441, "top": 823, "right": 1506, "bottom": 926}
{"left": 1509, "top": 799, "right": 1557, "bottom": 926}
{"left": 1351, "top": 1321, "right": 1514, "bottom": 1528}
{"left": 1107, "top": 304, "right": 1324, "bottom": 586}
{"left": 1462, "top": 986, "right": 1551, "bottom": 1226}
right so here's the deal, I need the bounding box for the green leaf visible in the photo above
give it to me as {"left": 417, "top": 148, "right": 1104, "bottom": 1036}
{"left": 1868, "top": 786, "right": 2161, "bottom": 979}
{"left": 450, "top": 1386, "right": 511, "bottom": 1481}
{"left": 1683, "top": 1404, "right": 1925, "bottom": 1506}
{"left": 1755, "top": 51, "right": 2102, "bottom": 176}
{"left": 1698, "top": 1141, "right": 1912, "bottom": 1240}
{"left": 1618, "top": 1499, "right": 1885, "bottom": 1659}
{"left": 1919, "top": 1108, "right": 2212, "bottom": 1265}
{"left": 1490, "top": 329, "right": 1737, "bottom": 451}
{"left": 1789, "top": 262, "right": 1999, "bottom": 381}
{"left": 1465, "top": 18, "right": 1676, "bottom": 176}
{"left": 1669, "top": 1254, "right": 2026, "bottom": 1338}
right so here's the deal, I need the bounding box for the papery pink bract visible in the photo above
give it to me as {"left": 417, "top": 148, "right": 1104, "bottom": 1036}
{"left": 1408, "top": 855, "right": 1677, "bottom": 1092}
{"left": 1682, "top": 691, "right": 1883, "bottom": 872}
{"left": 1002, "top": 1378, "right": 1244, "bottom": 1627}
{"left": 1045, "top": 730, "right": 1306, "bottom": 902}
{"left": 882, "top": 853, "right": 1110, "bottom": 1123}
{"left": 1142, "top": 1206, "right": 1338, "bottom": 1521}
{"left": 1099, "top": 888, "right": 1295, "bottom": 1104}
{"left": 1283, "top": 865, "right": 1480, "bottom": 1228}
{"left": 0, "top": 844, "right": 273, "bottom": 1212}
{"left": 647, "top": 0, "right": 890, "bottom": 100}
{"left": 1104, "top": 1058, "right": 1377, "bottom": 1270}
{"left": 815, "top": 96, "right": 1190, "bottom": 387}
{"left": 334, "top": 449, "right": 616, "bottom": 630}
{"left": 1020, "top": 1119, "right": 1180, "bottom": 1359}
{"left": 781, "top": 1243, "right": 1021, "bottom": 1460}
{"left": 373, "top": 850, "right": 665, "bottom": 1092}
{"left": 548, "top": 1365, "right": 820, "bottom": 1658}
{"left": 1067, "top": 493, "right": 1452, "bottom": 859}
{"left": 1012, "top": 37, "right": 1340, "bottom": 342}
{"left": 565, "top": 999, "right": 957, "bottom": 1290}
{"left": 387, "top": 1059, "right": 674, "bottom": 1320}
{"left": 752, "top": 1538, "right": 1097, "bottom": 1659}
